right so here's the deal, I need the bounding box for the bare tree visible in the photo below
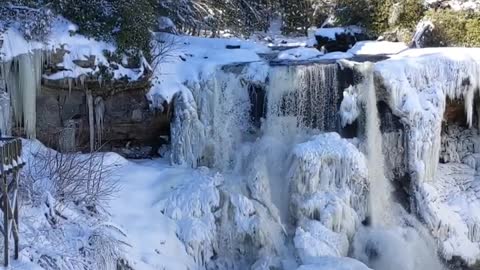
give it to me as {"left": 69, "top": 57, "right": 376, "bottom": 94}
{"left": 151, "top": 33, "right": 182, "bottom": 73}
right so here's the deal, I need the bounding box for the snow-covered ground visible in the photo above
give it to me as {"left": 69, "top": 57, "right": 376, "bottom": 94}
{"left": 109, "top": 159, "right": 198, "bottom": 270}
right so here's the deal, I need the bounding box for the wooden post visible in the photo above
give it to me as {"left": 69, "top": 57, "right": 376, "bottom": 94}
{"left": 0, "top": 139, "right": 23, "bottom": 266}
{"left": 1, "top": 146, "right": 8, "bottom": 267}
{"left": 12, "top": 170, "right": 18, "bottom": 260}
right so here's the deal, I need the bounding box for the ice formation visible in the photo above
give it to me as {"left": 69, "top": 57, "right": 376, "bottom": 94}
{"left": 161, "top": 168, "right": 223, "bottom": 268}
{"left": 170, "top": 63, "right": 268, "bottom": 169}
{"left": 0, "top": 50, "right": 43, "bottom": 138}
{"left": 266, "top": 63, "right": 340, "bottom": 134}
{"left": 339, "top": 85, "right": 360, "bottom": 127}
{"left": 94, "top": 96, "right": 105, "bottom": 148}
{"left": 375, "top": 48, "right": 480, "bottom": 265}
{"left": 289, "top": 133, "right": 368, "bottom": 239}
{"left": 0, "top": 90, "right": 11, "bottom": 136}
{"left": 376, "top": 48, "right": 480, "bottom": 186}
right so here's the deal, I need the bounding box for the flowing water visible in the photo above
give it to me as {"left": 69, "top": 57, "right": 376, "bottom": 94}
{"left": 351, "top": 62, "right": 445, "bottom": 270}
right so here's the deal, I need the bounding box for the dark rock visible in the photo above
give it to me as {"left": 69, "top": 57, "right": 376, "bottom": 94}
{"left": 226, "top": 45, "right": 241, "bottom": 49}
{"left": 72, "top": 55, "right": 96, "bottom": 69}
{"left": 315, "top": 31, "right": 371, "bottom": 53}
{"left": 444, "top": 98, "right": 467, "bottom": 126}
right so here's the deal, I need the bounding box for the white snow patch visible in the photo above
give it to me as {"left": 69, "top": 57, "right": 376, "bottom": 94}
{"left": 148, "top": 33, "right": 268, "bottom": 105}
{"left": 277, "top": 47, "right": 323, "bottom": 60}
{"left": 348, "top": 41, "right": 408, "bottom": 55}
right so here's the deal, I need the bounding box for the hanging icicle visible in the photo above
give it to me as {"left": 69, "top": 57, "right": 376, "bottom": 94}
{"left": 18, "top": 53, "right": 37, "bottom": 139}
{"left": 86, "top": 90, "right": 95, "bottom": 152}
{"left": 0, "top": 91, "right": 11, "bottom": 136}
{"left": 0, "top": 50, "right": 43, "bottom": 139}
{"left": 94, "top": 96, "right": 105, "bottom": 149}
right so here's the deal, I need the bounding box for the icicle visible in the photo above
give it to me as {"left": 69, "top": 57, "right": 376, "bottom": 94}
{"left": 3, "top": 60, "right": 23, "bottom": 128}
{"left": 0, "top": 91, "right": 11, "bottom": 136}
{"left": 68, "top": 78, "right": 73, "bottom": 95}
{"left": 94, "top": 96, "right": 105, "bottom": 149}
{"left": 18, "top": 53, "right": 37, "bottom": 138}
{"left": 0, "top": 51, "right": 43, "bottom": 139}
{"left": 59, "top": 120, "right": 76, "bottom": 152}
{"left": 79, "top": 74, "right": 86, "bottom": 89}
{"left": 32, "top": 49, "right": 43, "bottom": 94}
{"left": 86, "top": 90, "right": 95, "bottom": 152}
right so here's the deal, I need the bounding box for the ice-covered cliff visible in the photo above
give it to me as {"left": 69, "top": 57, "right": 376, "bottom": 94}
{"left": 375, "top": 48, "right": 480, "bottom": 266}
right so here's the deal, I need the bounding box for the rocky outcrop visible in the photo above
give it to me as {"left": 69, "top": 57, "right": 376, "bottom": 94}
{"left": 36, "top": 79, "right": 170, "bottom": 156}
{"left": 315, "top": 30, "right": 370, "bottom": 53}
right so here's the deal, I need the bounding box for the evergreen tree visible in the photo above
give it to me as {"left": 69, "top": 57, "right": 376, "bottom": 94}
{"left": 281, "top": 0, "right": 310, "bottom": 34}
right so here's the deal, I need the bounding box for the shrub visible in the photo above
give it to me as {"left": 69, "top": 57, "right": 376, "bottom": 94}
{"left": 368, "top": 0, "right": 424, "bottom": 36}
{"left": 424, "top": 9, "right": 480, "bottom": 47}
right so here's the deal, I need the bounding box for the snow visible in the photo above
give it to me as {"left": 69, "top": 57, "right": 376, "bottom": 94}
{"left": 16, "top": 140, "right": 131, "bottom": 269}
{"left": 375, "top": 47, "right": 480, "bottom": 185}
{"left": 425, "top": 0, "right": 480, "bottom": 10}
{"left": 277, "top": 48, "right": 354, "bottom": 61}
{"left": 315, "top": 26, "right": 363, "bottom": 40}
{"left": 277, "top": 47, "right": 324, "bottom": 61}
{"left": 294, "top": 220, "right": 349, "bottom": 260}
{"left": 109, "top": 159, "right": 218, "bottom": 270}
{"left": 296, "top": 257, "right": 371, "bottom": 270}
{"left": 0, "top": 27, "right": 44, "bottom": 60}
{"left": 339, "top": 86, "right": 360, "bottom": 127}
{"left": 148, "top": 33, "right": 268, "bottom": 105}
{"left": 1, "top": 16, "right": 146, "bottom": 81}
{"left": 348, "top": 41, "right": 408, "bottom": 56}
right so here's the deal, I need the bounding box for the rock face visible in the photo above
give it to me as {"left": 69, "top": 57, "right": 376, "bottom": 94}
{"left": 315, "top": 31, "right": 370, "bottom": 53}
{"left": 36, "top": 79, "right": 170, "bottom": 156}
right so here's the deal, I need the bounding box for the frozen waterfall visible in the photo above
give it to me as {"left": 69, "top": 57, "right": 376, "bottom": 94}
{"left": 0, "top": 50, "right": 43, "bottom": 138}
{"left": 361, "top": 62, "right": 393, "bottom": 226}
{"left": 346, "top": 61, "right": 445, "bottom": 270}
{"left": 266, "top": 63, "right": 340, "bottom": 136}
